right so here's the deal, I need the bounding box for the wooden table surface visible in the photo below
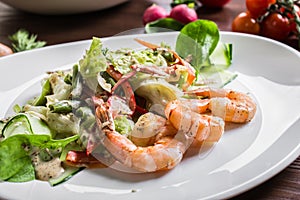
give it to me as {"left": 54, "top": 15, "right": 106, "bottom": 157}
{"left": 0, "top": 0, "right": 299, "bottom": 199}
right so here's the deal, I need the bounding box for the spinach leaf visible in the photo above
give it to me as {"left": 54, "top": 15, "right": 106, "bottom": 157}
{"left": 175, "top": 20, "right": 220, "bottom": 72}
{"left": 7, "top": 158, "right": 35, "bottom": 182}
{"left": 145, "top": 18, "right": 185, "bottom": 33}
{"left": 0, "top": 134, "right": 79, "bottom": 182}
{"left": 24, "top": 134, "right": 79, "bottom": 150}
{"left": 171, "top": 0, "right": 196, "bottom": 7}
{"left": 0, "top": 136, "right": 31, "bottom": 181}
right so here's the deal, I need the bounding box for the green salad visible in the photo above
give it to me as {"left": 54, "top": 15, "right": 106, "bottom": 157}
{"left": 0, "top": 20, "right": 235, "bottom": 186}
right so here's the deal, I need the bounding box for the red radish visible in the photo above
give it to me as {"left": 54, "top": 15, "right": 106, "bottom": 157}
{"left": 143, "top": 4, "right": 168, "bottom": 25}
{"left": 169, "top": 4, "right": 198, "bottom": 24}
{"left": 0, "top": 43, "right": 13, "bottom": 57}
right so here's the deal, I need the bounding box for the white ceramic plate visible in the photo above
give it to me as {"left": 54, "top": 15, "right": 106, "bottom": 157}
{"left": 0, "top": 0, "right": 129, "bottom": 15}
{"left": 0, "top": 32, "right": 300, "bottom": 200}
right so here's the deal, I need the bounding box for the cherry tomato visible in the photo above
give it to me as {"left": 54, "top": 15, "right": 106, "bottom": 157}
{"left": 246, "top": 0, "right": 276, "bottom": 18}
{"left": 198, "top": 0, "right": 231, "bottom": 8}
{"left": 286, "top": 5, "right": 300, "bottom": 33}
{"left": 232, "top": 12, "right": 260, "bottom": 35}
{"left": 261, "top": 12, "right": 290, "bottom": 41}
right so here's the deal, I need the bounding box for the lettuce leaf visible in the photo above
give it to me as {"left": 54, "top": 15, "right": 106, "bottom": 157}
{"left": 79, "top": 37, "right": 108, "bottom": 78}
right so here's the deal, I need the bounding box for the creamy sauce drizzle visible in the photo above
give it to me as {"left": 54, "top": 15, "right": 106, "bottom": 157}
{"left": 31, "top": 152, "right": 64, "bottom": 181}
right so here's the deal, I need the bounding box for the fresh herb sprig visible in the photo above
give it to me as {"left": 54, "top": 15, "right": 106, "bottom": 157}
{"left": 8, "top": 29, "right": 46, "bottom": 52}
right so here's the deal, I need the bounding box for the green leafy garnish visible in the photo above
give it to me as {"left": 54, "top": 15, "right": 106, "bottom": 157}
{"left": 79, "top": 37, "right": 108, "bottom": 78}
{"left": 0, "top": 134, "right": 79, "bottom": 182}
{"left": 32, "top": 79, "right": 52, "bottom": 106}
{"left": 176, "top": 20, "right": 220, "bottom": 72}
{"left": 79, "top": 37, "right": 108, "bottom": 90}
{"left": 9, "top": 29, "right": 46, "bottom": 52}
{"left": 6, "top": 158, "right": 35, "bottom": 182}
{"left": 171, "top": 0, "right": 196, "bottom": 7}
{"left": 145, "top": 18, "right": 185, "bottom": 33}
{"left": 114, "top": 116, "right": 133, "bottom": 135}
{"left": 49, "top": 100, "right": 73, "bottom": 114}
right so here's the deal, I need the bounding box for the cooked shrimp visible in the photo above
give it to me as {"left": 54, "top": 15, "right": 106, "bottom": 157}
{"left": 95, "top": 91, "right": 225, "bottom": 172}
{"left": 95, "top": 102, "right": 186, "bottom": 172}
{"left": 130, "top": 112, "right": 177, "bottom": 147}
{"left": 164, "top": 100, "right": 225, "bottom": 143}
{"left": 184, "top": 88, "right": 257, "bottom": 123}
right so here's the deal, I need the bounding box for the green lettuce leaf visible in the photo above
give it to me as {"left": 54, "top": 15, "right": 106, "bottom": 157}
{"left": 79, "top": 37, "right": 108, "bottom": 78}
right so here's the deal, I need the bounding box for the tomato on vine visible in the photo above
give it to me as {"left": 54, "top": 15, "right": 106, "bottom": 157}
{"left": 280, "top": 4, "right": 300, "bottom": 33}
{"left": 246, "top": 0, "right": 276, "bottom": 18}
{"left": 232, "top": 0, "right": 300, "bottom": 50}
{"left": 260, "top": 12, "right": 290, "bottom": 41}
{"left": 232, "top": 11, "right": 260, "bottom": 34}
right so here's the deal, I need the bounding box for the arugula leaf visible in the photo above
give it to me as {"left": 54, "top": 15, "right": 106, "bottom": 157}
{"left": 175, "top": 20, "right": 220, "bottom": 72}
{"left": 9, "top": 29, "right": 46, "bottom": 52}
{"left": 34, "top": 134, "right": 79, "bottom": 149}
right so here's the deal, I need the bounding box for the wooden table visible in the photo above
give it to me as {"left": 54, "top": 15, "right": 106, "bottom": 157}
{"left": 0, "top": 0, "right": 299, "bottom": 199}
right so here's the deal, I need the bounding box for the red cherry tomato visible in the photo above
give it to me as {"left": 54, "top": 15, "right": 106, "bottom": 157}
{"left": 198, "top": 0, "right": 231, "bottom": 8}
{"left": 232, "top": 12, "right": 260, "bottom": 35}
{"left": 286, "top": 5, "right": 300, "bottom": 33}
{"left": 261, "top": 12, "right": 290, "bottom": 41}
{"left": 246, "top": 0, "right": 276, "bottom": 18}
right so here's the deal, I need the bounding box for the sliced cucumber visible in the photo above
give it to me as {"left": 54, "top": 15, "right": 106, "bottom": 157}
{"left": 0, "top": 120, "right": 5, "bottom": 136}
{"left": 209, "top": 42, "right": 232, "bottom": 69}
{"left": 48, "top": 166, "right": 84, "bottom": 186}
{"left": 1, "top": 113, "right": 54, "bottom": 138}
{"left": 216, "top": 68, "right": 237, "bottom": 87}
{"left": 196, "top": 66, "right": 237, "bottom": 88}
{"left": 194, "top": 41, "right": 235, "bottom": 88}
